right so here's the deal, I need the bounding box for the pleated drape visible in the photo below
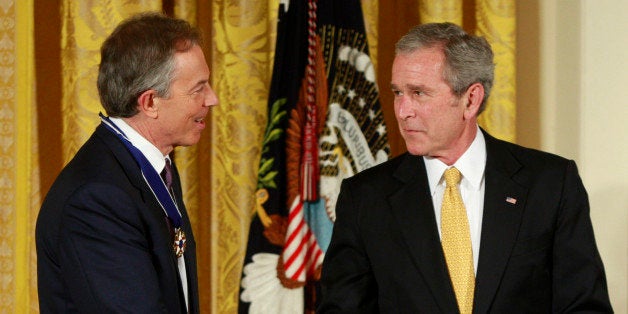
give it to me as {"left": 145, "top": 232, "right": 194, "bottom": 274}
{"left": 476, "top": 0, "right": 516, "bottom": 141}
{"left": 1, "top": 1, "right": 516, "bottom": 312}
{"left": 207, "top": 1, "right": 278, "bottom": 311}
{"left": 419, "top": 0, "right": 463, "bottom": 25}
{"left": 0, "top": 0, "right": 40, "bottom": 312}
{"left": 362, "top": 0, "right": 379, "bottom": 75}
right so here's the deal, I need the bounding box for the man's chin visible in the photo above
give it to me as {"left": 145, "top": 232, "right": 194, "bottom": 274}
{"left": 178, "top": 136, "right": 202, "bottom": 148}
{"left": 402, "top": 139, "right": 427, "bottom": 155}
{"left": 406, "top": 146, "right": 427, "bottom": 156}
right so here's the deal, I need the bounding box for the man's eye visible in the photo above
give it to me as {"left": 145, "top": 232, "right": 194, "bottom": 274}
{"left": 191, "top": 86, "right": 204, "bottom": 95}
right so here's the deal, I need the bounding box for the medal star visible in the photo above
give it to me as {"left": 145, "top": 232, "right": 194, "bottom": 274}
{"left": 173, "top": 228, "right": 187, "bottom": 258}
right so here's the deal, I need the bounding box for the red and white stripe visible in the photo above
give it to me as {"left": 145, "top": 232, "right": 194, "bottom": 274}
{"left": 282, "top": 195, "right": 324, "bottom": 282}
{"left": 283, "top": 0, "right": 324, "bottom": 283}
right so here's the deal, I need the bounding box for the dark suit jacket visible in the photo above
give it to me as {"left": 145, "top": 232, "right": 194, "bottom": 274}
{"left": 318, "top": 130, "right": 612, "bottom": 313}
{"left": 36, "top": 124, "right": 199, "bottom": 313}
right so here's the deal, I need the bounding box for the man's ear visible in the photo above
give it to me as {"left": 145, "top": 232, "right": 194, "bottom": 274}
{"left": 137, "top": 89, "right": 159, "bottom": 118}
{"left": 463, "top": 83, "right": 484, "bottom": 119}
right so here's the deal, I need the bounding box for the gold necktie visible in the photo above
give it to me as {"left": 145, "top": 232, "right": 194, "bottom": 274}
{"left": 441, "top": 167, "right": 475, "bottom": 314}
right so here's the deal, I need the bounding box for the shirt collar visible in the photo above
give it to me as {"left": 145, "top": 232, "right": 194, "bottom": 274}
{"left": 424, "top": 125, "right": 487, "bottom": 193}
{"left": 109, "top": 117, "right": 168, "bottom": 172}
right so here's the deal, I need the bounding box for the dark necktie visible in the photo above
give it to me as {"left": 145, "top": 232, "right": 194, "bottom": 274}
{"left": 161, "top": 157, "right": 175, "bottom": 200}
{"left": 160, "top": 157, "right": 177, "bottom": 237}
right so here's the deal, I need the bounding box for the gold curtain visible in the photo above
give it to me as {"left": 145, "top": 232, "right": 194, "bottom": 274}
{"left": 419, "top": 0, "right": 463, "bottom": 25}
{"left": 1, "top": 0, "right": 39, "bottom": 312}
{"left": 476, "top": 0, "right": 516, "bottom": 141}
{"left": 362, "top": 0, "right": 379, "bottom": 75}
{"left": 2, "top": 1, "right": 516, "bottom": 312}
{"left": 207, "top": 1, "right": 278, "bottom": 312}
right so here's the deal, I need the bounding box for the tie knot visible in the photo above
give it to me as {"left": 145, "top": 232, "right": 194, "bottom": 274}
{"left": 444, "top": 167, "right": 461, "bottom": 187}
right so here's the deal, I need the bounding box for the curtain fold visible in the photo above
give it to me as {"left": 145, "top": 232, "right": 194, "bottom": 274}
{"left": 175, "top": 0, "right": 197, "bottom": 26}
{"left": 2, "top": 0, "right": 40, "bottom": 312}
{"left": 362, "top": 0, "right": 379, "bottom": 75}
{"left": 208, "top": 1, "right": 278, "bottom": 312}
{"left": 419, "top": 0, "right": 462, "bottom": 25}
{"left": 476, "top": 0, "right": 516, "bottom": 141}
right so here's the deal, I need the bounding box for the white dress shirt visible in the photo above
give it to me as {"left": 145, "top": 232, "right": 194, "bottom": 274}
{"left": 424, "top": 126, "right": 486, "bottom": 273}
{"left": 109, "top": 117, "right": 189, "bottom": 310}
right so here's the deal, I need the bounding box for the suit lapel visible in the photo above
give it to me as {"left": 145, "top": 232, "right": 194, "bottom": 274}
{"left": 96, "top": 124, "right": 180, "bottom": 253}
{"left": 97, "top": 124, "right": 194, "bottom": 312}
{"left": 474, "top": 132, "right": 528, "bottom": 313}
{"left": 388, "top": 155, "right": 459, "bottom": 313}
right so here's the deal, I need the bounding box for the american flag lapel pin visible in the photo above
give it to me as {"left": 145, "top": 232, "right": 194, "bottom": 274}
{"left": 506, "top": 196, "right": 517, "bottom": 204}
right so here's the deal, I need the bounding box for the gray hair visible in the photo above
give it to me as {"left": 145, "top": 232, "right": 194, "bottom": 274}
{"left": 97, "top": 12, "right": 201, "bottom": 117}
{"left": 395, "top": 22, "right": 494, "bottom": 114}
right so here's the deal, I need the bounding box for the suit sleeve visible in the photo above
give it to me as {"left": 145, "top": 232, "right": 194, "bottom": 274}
{"left": 58, "top": 182, "right": 170, "bottom": 314}
{"left": 552, "top": 160, "right": 613, "bottom": 312}
{"left": 318, "top": 179, "right": 378, "bottom": 313}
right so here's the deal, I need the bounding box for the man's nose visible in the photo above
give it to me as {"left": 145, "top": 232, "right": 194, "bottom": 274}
{"left": 204, "top": 85, "right": 219, "bottom": 107}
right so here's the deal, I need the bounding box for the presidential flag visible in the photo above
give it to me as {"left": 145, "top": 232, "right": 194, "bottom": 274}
{"left": 239, "top": 1, "right": 389, "bottom": 312}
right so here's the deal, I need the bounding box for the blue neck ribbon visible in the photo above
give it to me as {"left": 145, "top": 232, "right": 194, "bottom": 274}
{"left": 100, "top": 113, "right": 183, "bottom": 228}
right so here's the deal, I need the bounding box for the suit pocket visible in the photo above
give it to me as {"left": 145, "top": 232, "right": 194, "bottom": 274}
{"left": 511, "top": 231, "right": 553, "bottom": 257}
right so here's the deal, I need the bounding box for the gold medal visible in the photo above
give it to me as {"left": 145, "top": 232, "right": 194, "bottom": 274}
{"left": 173, "top": 228, "right": 186, "bottom": 258}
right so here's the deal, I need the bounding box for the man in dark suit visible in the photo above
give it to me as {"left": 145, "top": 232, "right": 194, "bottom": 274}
{"left": 36, "top": 12, "right": 218, "bottom": 313}
{"left": 318, "top": 22, "right": 612, "bottom": 313}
